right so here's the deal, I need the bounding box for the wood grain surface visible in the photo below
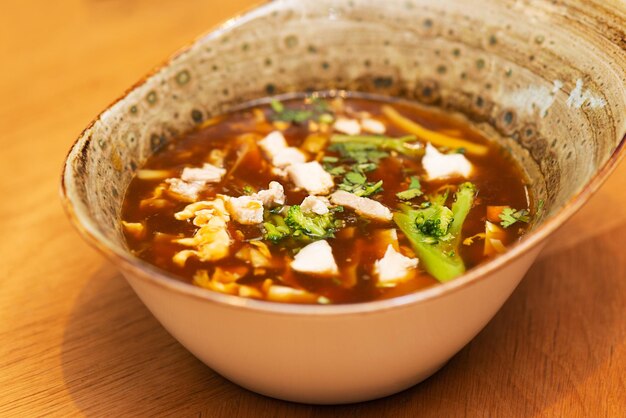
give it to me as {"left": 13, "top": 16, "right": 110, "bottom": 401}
{"left": 1, "top": 1, "right": 624, "bottom": 416}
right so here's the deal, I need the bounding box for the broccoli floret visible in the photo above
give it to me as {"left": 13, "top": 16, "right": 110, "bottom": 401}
{"left": 263, "top": 222, "right": 290, "bottom": 243}
{"left": 263, "top": 214, "right": 291, "bottom": 243}
{"left": 393, "top": 182, "right": 477, "bottom": 282}
{"left": 415, "top": 204, "right": 454, "bottom": 237}
{"left": 284, "top": 205, "right": 336, "bottom": 238}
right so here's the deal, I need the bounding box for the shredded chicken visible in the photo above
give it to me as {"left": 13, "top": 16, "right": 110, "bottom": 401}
{"left": 329, "top": 190, "right": 392, "bottom": 222}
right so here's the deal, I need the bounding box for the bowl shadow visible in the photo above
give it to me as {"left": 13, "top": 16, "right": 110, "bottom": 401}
{"left": 61, "top": 223, "right": 624, "bottom": 416}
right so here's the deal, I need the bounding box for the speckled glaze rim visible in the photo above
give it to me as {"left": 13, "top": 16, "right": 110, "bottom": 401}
{"left": 61, "top": 0, "right": 626, "bottom": 316}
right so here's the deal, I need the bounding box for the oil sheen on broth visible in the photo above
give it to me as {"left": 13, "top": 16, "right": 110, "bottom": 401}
{"left": 121, "top": 94, "right": 533, "bottom": 304}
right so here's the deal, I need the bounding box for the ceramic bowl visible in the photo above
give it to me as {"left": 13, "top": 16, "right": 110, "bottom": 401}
{"left": 61, "top": 0, "right": 625, "bottom": 404}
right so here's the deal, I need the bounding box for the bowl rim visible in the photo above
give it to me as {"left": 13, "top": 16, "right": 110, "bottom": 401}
{"left": 60, "top": 0, "right": 626, "bottom": 316}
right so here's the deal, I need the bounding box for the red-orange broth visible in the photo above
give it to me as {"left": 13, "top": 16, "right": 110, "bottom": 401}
{"left": 121, "top": 94, "right": 532, "bottom": 304}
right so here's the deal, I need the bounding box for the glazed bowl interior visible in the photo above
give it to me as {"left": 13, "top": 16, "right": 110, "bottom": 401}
{"left": 62, "top": 0, "right": 626, "bottom": 309}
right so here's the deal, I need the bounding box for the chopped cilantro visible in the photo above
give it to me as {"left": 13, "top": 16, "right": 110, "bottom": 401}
{"left": 330, "top": 134, "right": 422, "bottom": 157}
{"left": 328, "top": 142, "right": 389, "bottom": 165}
{"left": 323, "top": 139, "right": 386, "bottom": 197}
{"left": 325, "top": 165, "right": 347, "bottom": 176}
{"left": 396, "top": 189, "right": 423, "bottom": 200}
{"left": 360, "top": 180, "right": 384, "bottom": 197}
{"left": 242, "top": 185, "right": 255, "bottom": 195}
{"left": 396, "top": 176, "right": 423, "bottom": 200}
{"left": 408, "top": 176, "right": 421, "bottom": 189}
{"left": 339, "top": 172, "right": 383, "bottom": 197}
{"left": 270, "top": 99, "right": 284, "bottom": 113}
{"left": 356, "top": 162, "right": 377, "bottom": 172}
{"left": 345, "top": 171, "right": 367, "bottom": 184}
{"left": 499, "top": 207, "right": 530, "bottom": 228}
{"left": 269, "top": 98, "right": 333, "bottom": 124}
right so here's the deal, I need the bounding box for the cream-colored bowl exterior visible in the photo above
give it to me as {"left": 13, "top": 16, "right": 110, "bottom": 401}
{"left": 61, "top": 0, "right": 625, "bottom": 405}
{"left": 122, "top": 244, "right": 543, "bottom": 403}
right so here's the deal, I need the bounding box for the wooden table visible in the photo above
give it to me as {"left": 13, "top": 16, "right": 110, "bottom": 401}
{"left": 1, "top": 1, "right": 624, "bottom": 416}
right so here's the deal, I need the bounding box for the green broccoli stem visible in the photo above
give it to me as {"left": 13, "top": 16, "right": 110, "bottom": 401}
{"left": 449, "top": 182, "right": 476, "bottom": 240}
{"left": 330, "top": 134, "right": 422, "bottom": 157}
{"left": 394, "top": 212, "right": 465, "bottom": 282}
{"left": 393, "top": 182, "right": 476, "bottom": 282}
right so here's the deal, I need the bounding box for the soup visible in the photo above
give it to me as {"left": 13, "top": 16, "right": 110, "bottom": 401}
{"left": 121, "top": 93, "right": 534, "bottom": 304}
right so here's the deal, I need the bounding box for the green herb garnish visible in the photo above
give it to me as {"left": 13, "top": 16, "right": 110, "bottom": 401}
{"left": 328, "top": 142, "right": 389, "bottom": 165}
{"left": 499, "top": 207, "right": 530, "bottom": 228}
{"left": 325, "top": 165, "right": 347, "bottom": 176}
{"left": 330, "top": 134, "right": 423, "bottom": 157}
{"left": 269, "top": 98, "right": 333, "bottom": 124}
{"left": 339, "top": 173, "right": 383, "bottom": 197}
{"left": 270, "top": 99, "right": 284, "bottom": 114}
{"left": 396, "top": 176, "right": 423, "bottom": 200}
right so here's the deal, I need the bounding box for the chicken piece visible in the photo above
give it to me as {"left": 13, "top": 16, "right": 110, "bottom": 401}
{"left": 252, "top": 181, "right": 286, "bottom": 207}
{"left": 257, "top": 130, "right": 307, "bottom": 168}
{"left": 286, "top": 161, "right": 334, "bottom": 195}
{"left": 181, "top": 163, "right": 226, "bottom": 183}
{"left": 290, "top": 240, "right": 339, "bottom": 277}
{"left": 301, "top": 195, "right": 330, "bottom": 215}
{"left": 360, "top": 118, "right": 386, "bottom": 134}
{"left": 258, "top": 130, "right": 288, "bottom": 159}
{"left": 224, "top": 195, "right": 264, "bottom": 225}
{"left": 329, "top": 190, "right": 392, "bottom": 222}
{"left": 422, "top": 143, "right": 473, "bottom": 180}
{"left": 374, "top": 244, "right": 419, "bottom": 286}
{"left": 333, "top": 117, "right": 361, "bottom": 135}
{"left": 272, "top": 147, "right": 307, "bottom": 168}
{"left": 165, "top": 178, "right": 205, "bottom": 202}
